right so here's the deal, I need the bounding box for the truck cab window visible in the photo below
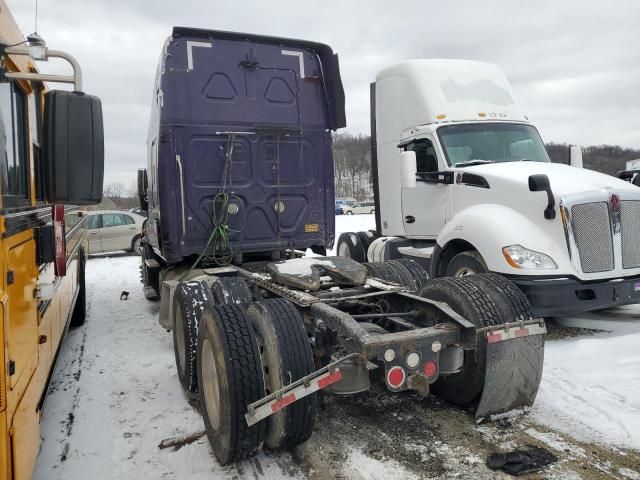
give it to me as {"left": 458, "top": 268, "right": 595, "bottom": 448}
{"left": 437, "top": 123, "right": 551, "bottom": 166}
{"left": 0, "top": 83, "right": 29, "bottom": 207}
{"left": 405, "top": 138, "right": 438, "bottom": 173}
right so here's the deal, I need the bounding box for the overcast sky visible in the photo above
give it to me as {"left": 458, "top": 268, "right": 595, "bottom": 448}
{"left": 7, "top": 0, "right": 640, "bottom": 187}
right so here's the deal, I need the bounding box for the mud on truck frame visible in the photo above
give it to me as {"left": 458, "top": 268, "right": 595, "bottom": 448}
{"left": 139, "top": 28, "right": 546, "bottom": 465}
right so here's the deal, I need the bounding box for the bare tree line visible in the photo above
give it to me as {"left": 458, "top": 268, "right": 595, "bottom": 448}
{"left": 334, "top": 135, "right": 640, "bottom": 199}
{"left": 99, "top": 138, "right": 640, "bottom": 210}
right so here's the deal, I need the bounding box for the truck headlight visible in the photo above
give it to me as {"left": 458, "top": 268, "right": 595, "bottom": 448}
{"left": 502, "top": 245, "right": 557, "bottom": 270}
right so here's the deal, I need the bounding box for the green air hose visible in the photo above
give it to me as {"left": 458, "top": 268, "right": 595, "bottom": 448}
{"left": 181, "top": 135, "right": 238, "bottom": 280}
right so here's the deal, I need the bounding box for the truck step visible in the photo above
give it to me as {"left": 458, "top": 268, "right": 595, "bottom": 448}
{"left": 397, "top": 245, "right": 435, "bottom": 259}
{"left": 143, "top": 286, "right": 160, "bottom": 300}
{"left": 145, "top": 258, "right": 160, "bottom": 269}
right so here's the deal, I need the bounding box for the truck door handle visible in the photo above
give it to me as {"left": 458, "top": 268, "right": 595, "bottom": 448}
{"left": 405, "top": 215, "right": 415, "bottom": 224}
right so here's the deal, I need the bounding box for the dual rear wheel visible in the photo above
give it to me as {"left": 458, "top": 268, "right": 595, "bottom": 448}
{"left": 172, "top": 276, "right": 317, "bottom": 464}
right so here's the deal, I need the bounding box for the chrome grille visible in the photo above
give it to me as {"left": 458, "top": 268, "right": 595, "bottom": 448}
{"left": 621, "top": 200, "right": 640, "bottom": 269}
{"left": 571, "top": 202, "right": 614, "bottom": 273}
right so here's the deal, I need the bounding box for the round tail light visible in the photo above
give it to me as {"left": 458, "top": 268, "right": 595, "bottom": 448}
{"left": 424, "top": 360, "right": 438, "bottom": 379}
{"left": 386, "top": 366, "right": 406, "bottom": 389}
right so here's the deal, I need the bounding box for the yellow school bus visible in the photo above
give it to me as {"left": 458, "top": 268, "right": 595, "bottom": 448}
{"left": 0, "top": 2, "right": 104, "bottom": 478}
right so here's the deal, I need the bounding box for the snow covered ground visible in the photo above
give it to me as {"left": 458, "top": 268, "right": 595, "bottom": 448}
{"left": 33, "top": 214, "right": 640, "bottom": 479}
{"left": 532, "top": 312, "right": 640, "bottom": 452}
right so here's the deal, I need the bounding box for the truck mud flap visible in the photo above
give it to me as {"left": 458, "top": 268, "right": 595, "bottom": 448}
{"left": 475, "top": 321, "right": 546, "bottom": 422}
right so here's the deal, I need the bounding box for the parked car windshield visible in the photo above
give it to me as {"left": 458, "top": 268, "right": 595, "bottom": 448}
{"left": 437, "top": 123, "right": 550, "bottom": 167}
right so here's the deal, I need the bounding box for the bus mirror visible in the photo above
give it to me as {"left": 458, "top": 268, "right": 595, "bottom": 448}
{"left": 137, "top": 168, "right": 148, "bottom": 210}
{"left": 43, "top": 90, "right": 104, "bottom": 205}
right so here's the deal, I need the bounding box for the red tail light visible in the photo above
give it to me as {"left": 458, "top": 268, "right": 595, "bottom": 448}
{"left": 424, "top": 360, "right": 438, "bottom": 379}
{"left": 386, "top": 366, "right": 406, "bottom": 388}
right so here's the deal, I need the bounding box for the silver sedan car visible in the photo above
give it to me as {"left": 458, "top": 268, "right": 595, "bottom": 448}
{"left": 84, "top": 210, "right": 145, "bottom": 255}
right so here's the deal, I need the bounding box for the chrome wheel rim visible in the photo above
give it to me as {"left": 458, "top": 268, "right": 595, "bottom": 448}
{"left": 455, "top": 267, "right": 475, "bottom": 277}
{"left": 202, "top": 337, "right": 221, "bottom": 430}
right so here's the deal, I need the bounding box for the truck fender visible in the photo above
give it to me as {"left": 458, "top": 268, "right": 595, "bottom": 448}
{"left": 434, "top": 204, "right": 562, "bottom": 276}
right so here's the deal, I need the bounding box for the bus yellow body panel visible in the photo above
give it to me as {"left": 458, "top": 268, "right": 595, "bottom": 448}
{"left": 0, "top": 2, "right": 92, "bottom": 478}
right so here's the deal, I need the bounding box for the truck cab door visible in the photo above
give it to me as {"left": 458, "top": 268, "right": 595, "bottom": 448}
{"left": 401, "top": 137, "right": 450, "bottom": 238}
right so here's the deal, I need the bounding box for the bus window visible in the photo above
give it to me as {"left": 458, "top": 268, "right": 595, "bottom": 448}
{"left": 0, "top": 83, "right": 29, "bottom": 207}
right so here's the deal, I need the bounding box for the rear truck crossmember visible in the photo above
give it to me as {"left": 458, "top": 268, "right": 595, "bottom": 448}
{"left": 160, "top": 261, "right": 546, "bottom": 425}
{"left": 244, "top": 296, "right": 546, "bottom": 426}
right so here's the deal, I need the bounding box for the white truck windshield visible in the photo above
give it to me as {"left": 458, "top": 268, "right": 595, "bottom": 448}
{"left": 437, "top": 123, "right": 551, "bottom": 167}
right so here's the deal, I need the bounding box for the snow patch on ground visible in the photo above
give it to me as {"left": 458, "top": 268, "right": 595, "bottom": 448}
{"left": 33, "top": 255, "right": 302, "bottom": 480}
{"left": 341, "top": 448, "right": 419, "bottom": 480}
{"left": 620, "top": 467, "right": 640, "bottom": 480}
{"left": 525, "top": 428, "right": 586, "bottom": 457}
{"left": 531, "top": 318, "right": 640, "bottom": 452}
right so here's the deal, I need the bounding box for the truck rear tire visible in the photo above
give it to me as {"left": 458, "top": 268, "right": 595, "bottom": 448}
{"left": 245, "top": 299, "right": 317, "bottom": 450}
{"left": 445, "top": 250, "right": 488, "bottom": 277}
{"left": 197, "top": 304, "right": 266, "bottom": 464}
{"left": 365, "top": 259, "right": 429, "bottom": 293}
{"left": 464, "top": 274, "right": 545, "bottom": 414}
{"left": 356, "top": 231, "right": 375, "bottom": 254}
{"left": 364, "top": 261, "right": 401, "bottom": 284}
{"left": 336, "top": 232, "right": 367, "bottom": 263}
{"left": 173, "top": 281, "right": 212, "bottom": 404}
{"left": 210, "top": 277, "right": 253, "bottom": 305}
{"left": 418, "top": 276, "right": 501, "bottom": 405}
{"left": 386, "top": 259, "right": 430, "bottom": 292}
{"left": 466, "top": 273, "right": 534, "bottom": 322}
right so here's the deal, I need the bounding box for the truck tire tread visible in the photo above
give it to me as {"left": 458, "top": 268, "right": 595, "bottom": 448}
{"left": 466, "top": 273, "right": 534, "bottom": 321}
{"left": 418, "top": 276, "right": 502, "bottom": 404}
{"left": 198, "top": 304, "right": 266, "bottom": 464}
{"left": 364, "top": 261, "right": 403, "bottom": 284}
{"left": 336, "top": 232, "right": 367, "bottom": 263}
{"left": 210, "top": 277, "right": 253, "bottom": 305}
{"left": 174, "top": 281, "right": 212, "bottom": 403}
{"left": 247, "top": 299, "right": 316, "bottom": 450}
{"left": 387, "top": 259, "right": 430, "bottom": 292}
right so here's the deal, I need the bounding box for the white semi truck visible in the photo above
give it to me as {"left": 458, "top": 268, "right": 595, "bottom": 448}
{"left": 338, "top": 59, "right": 640, "bottom": 317}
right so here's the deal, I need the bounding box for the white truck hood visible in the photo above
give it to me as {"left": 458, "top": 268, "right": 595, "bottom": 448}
{"left": 460, "top": 161, "right": 638, "bottom": 197}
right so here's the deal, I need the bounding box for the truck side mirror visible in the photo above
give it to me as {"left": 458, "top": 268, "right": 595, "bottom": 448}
{"left": 400, "top": 151, "right": 417, "bottom": 189}
{"left": 528, "top": 174, "right": 549, "bottom": 192}
{"left": 570, "top": 145, "right": 583, "bottom": 168}
{"left": 138, "top": 168, "right": 148, "bottom": 210}
{"left": 43, "top": 90, "right": 104, "bottom": 205}
{"left": 528, "top": 174, "right": 556, "bottom": 219}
